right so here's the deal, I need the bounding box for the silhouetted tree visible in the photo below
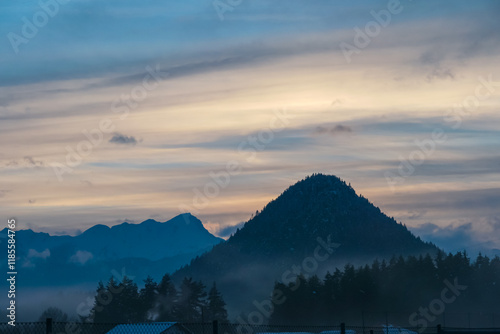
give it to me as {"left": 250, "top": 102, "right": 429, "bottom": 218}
{"left": 139, "top": 276, "right": 158, "bottom": 321}
{"left": 156, "top": 274, "right": 178, "bottom": 321}
{"left": 206, "top": 282, "right": 228, "bottom": 322}
{"left": 90, "top": 276, "right": 140, "bottom": 323}
{"left": 175, "top": 277, "right": 207, "bottom": 322}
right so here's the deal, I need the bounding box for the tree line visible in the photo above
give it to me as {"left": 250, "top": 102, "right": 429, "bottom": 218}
{"left": 86, "top": 274, "right": 228, "bottom": 323}
{"left": 40, "top": 251, "right": 500, "bottom": 325}
{"left": 269, "top": 251, "right": 500, "bottom": 325}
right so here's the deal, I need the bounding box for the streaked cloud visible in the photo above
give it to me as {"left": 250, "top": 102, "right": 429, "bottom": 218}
{"left": 314, "top": 125, "right": 353, "bottom": 135}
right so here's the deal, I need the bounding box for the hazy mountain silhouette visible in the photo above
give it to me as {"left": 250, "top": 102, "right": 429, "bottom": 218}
{"left": 0, "top": 213, "right": 222, "bottom": 287}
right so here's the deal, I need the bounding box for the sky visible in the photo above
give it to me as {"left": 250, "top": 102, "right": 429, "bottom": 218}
{"left": 1, "top": 0, "right": 499, "bottom": 256}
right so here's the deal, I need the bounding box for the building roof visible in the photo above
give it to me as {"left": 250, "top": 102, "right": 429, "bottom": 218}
{"left": 257, "top": 332, "right": 314, "bottom": 334}
{"left": 320, "top": 330, "right": 357, "bottom": 334}
{"left": 382, "top": 325, "right": 418, "bottom": 334}
{"left": 107, "top": 322, "right": 179, "bottom": 334}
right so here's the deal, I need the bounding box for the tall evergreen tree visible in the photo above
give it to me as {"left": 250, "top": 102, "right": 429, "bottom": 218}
{"left": 175, "top": 277, "right": 207, "bottom": 322}
{"left": 91, "top": 276, "right": 140, "bottom": 323}
{"left": 139, "top": 276, "right": 158, "bottom": 321}
{"left": 91, "top": 279, "right": 117, "bottom": 323}
{"left": 115, "top": 276, "right": 141, "bottom": 323}
{"left": 156, "top": 274, "right": 178, "bottom": 321}
{"left": 206, "top": 282, "right": 228, "bottom": 322}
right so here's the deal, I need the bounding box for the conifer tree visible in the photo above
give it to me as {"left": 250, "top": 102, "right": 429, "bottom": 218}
{"left": 156, "top": 274, "right": 178, "bottom": 321}
{"left": 139, "top": 276, "right": 158, "bottom": 321}
{"left": 206, "top": 282, "right": 228, "bottom": 322}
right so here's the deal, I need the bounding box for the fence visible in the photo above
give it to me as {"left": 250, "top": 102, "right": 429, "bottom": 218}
{"left": 3, "top": 320, "right": 498, "bottom": 334}
{"left": 315, "top": 312, "right": 500, "bottom": 328}
{"left": 440, "top": 327, "right": 500, "bottom": 334}
{"left": 0, "top": 319, "right": 480, "bottom": 334}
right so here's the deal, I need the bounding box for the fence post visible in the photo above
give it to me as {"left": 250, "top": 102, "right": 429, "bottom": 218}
{"left": 370, "top": 330, "right": 374, "bottom": 334}
{"left": 213, "top": 320, "right": 219, "bottom": 334}
{"left": 362, "top": 311, "right": 365, "bottom": 334}
{"left": 437, "top": 324, "right": 442, "bottom": 334}
{"left": 341, "top": 323, "right": 345, "bottom": 334}
{"left": 46, "top": 318, "right": 53, "bottom": 334}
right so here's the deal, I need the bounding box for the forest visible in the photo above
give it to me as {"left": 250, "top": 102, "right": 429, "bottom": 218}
{"left": 269, "top": 251, "right": 500, "bottom": 326}
{"left": 86, "top": 275, "right": 228, "bottom": 323}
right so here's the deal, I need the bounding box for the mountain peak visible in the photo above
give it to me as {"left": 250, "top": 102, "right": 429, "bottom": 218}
{"left": 170, "top": 212, "right": 206, "bottom": 230}
{"left": 140, "top": 218, "right": 160, "bottom": 225}
{"left": 230, "top": 174, "right": 368, "bottom": 243}
{"left": 82, "top": 223, "right": 111, "bottom": 236}
{"left": 285, "top": 173, "right": 354, "bottom": 196}
{"left": 173, "top": 175, "right": 438, "bottom": 313}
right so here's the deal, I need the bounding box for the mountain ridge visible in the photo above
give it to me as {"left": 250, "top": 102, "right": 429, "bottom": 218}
{"left": 0, "top": 213, "right": 223, "bottom": 287}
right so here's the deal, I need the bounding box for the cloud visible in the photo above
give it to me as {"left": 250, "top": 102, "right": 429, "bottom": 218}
{"left": 69, "top": 250, "right": 93, "bottom": 265}
{"left": 216, "top": 222, "right": 246, "bottom": 238}
{"left": 410, "top": 157, "right": 500, "bottom": 178}
{"left": 410, "top": 217, "right": 500, "bottom": 257}
{"left": 411, "top": 222, "right": 474, "bottom": 250}
{"left": 22, "top": 261, "right": 36, "bottom": 268}
{"left": 406, "top": 211, "right": 427, "bottom": 220}
{"left": 418, "top": 50, "right": 456, "bottom": 82}
{"left": 24, "top": 156, "right": 44, "bottom": 167}
{"left": 114, "top": 218, "right": 137, "bottom": 224}
{"left": 27, "top": 249, "right": 50, "bottom": 260}
{"left": 314, "top": 125, "right": 353, "bottom": 135}
{"left": 384, "top": 187, "right": 500, "bottom": 213}
{"left": 109, "top": 133, "right": 138, "bottom": 146}
{"left": 0, "top": 156, "right": 45, "bottom": 169}
{"left": 23, "top": 249, "right": 50, "bottom": 268}
{"left": 159, "top": 128, "right": 315, "bottom": 152}
{"left": 426, "top": 67, "right": 456, "bottom": 82}
{"left": 331, "top": 98, "right": 344, "bottom": 106}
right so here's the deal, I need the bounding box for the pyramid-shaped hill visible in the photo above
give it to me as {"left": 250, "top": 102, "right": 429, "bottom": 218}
{"left": 173, "top": 174, "right": 438, "bottom": 314}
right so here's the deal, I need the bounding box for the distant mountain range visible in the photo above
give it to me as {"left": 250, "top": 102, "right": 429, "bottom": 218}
{"left": 0, "top": 213, "right": 223, "bottom": 287}
{"left": 172, "top": 174, "right": 439, "bottom": 315}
